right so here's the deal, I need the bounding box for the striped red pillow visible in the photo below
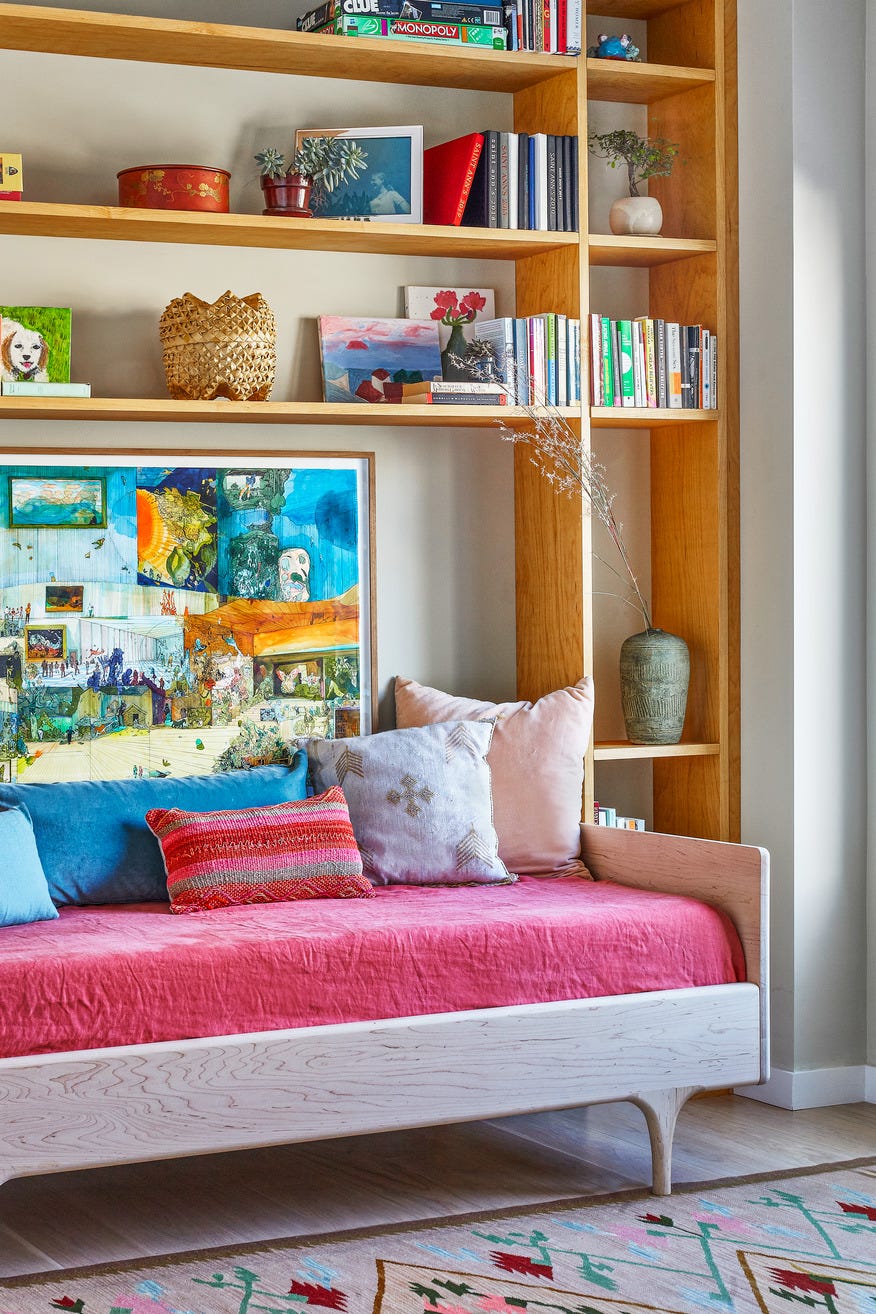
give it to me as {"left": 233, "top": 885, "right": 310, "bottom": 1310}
{"left": 146, "top": 786, "right": 373, "bottom": 914}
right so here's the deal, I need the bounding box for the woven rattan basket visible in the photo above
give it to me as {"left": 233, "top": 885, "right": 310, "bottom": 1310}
{"left": 159, "top": 290, "right": 277, "bottom": 402}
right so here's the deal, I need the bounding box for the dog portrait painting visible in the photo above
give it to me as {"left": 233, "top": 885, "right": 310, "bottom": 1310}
{"left": 0, "top": 306, "right": 72, "bottom": 384}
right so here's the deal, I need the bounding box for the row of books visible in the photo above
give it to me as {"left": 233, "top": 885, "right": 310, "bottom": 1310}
{"left": 457, "top": 131, "right": 579, "bottom": 232}
{"left": 593, "top": 803, "right": 646, "bottom": 830}
{"left": 469, "top": 313, "right": 582, "bottom": 406}
{"left": 589, "top": 316, "right": 719, "bottom": 411}
{"left": 296, "top": 0, "right": 581, "bottom": 53}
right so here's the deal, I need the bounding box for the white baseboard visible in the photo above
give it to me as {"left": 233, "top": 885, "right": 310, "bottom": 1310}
{"left": 737, "top": 1065, "right": 875, "bottom": 1109}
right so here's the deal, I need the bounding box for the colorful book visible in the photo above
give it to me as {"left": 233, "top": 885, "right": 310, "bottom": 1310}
{"left": 469, "top": 317, "right": 517, "bottom": 401}
{"left": 299, "top": 0, "right": 504, "bottom": 27}
{"left": 423, "top": 133, "right": 484, "bottom": 226}
{"left": 599, "top": 317, "right": 614, "bottom": 413}
{"left": 710, "top": 334, "right": 718, "bottom": 408}
{"left": 667, "top": 322, "right": 683, "bottom": 408}
{"left": 655, "top": 318, "right": 667, "bottom": 409}
{"left": 618, "top": 319, "right": 635, "bottom": 407}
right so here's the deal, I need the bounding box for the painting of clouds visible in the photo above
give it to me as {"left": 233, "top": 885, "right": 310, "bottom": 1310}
{"left": 318, "top": 316, "right": 441, "bottom": 403}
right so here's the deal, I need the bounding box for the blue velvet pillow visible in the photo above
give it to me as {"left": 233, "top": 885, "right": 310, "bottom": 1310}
{"left": 0, "top": 756, "right": 309, "bottom": 907}
{"left": 0, "top": 804, "right": 58, "bottom": 927}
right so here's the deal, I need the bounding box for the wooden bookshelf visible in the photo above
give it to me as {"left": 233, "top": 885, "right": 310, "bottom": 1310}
{"left": 0, "top": 3, "right": 739, "bottom": 842}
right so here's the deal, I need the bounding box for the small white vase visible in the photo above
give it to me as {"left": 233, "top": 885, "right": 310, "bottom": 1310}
{"left": 609, "top": 195, "right": 664, "bottom": 236}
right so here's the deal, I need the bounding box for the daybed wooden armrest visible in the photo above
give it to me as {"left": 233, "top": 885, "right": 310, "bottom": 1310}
{"left": 579, "top": 823, "right": 770, "bottom": 1081}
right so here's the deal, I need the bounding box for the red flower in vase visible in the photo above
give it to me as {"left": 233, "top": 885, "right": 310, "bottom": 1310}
{"left": 431, "top": 289, "right": 487, "bottom": 326}
{"left": 458, "top": 290, "right": 487, "bottom": 320}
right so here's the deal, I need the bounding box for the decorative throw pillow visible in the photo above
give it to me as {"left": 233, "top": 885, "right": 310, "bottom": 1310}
{"left": 0, "top": 756, "right": 309, "bottom": 907}
{"left": 146, "top": 786, "right": 373, "bottom": 914}
{"left": 305, "top": 721, "right": 513, "bottom": 886}
{"left": 0, "top": 804, "right": 58, "bottom": 928}
{"left": 395, "top": 675, "right": 595, "bottom": 877}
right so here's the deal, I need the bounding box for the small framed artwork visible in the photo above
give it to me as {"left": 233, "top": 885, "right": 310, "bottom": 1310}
{"left": 334, "top": 706, "right": 361, "bottom": 738}
{"left": 25, "top": 624, "right": 67, "bottom": 662}
{"left": 8, "top": 474, "right": 106, "bottom": 529}
{"left": 294, "top": 125, "right": 423, "bottom": 223}
{"left": 45, "top": 583, "right": 84, "bottom": 613}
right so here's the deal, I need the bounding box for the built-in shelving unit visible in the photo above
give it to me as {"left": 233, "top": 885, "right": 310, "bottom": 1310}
{"left": 0, "top": 0, "right": 738, "bottom": 841}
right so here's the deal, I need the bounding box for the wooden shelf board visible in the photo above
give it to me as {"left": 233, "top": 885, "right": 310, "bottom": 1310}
{"left": 591, "top": 407, "right": 717, "bottom": 427}
{"left": 586, "top": 0, "right": 692, "bottom": 18}
{"left": 0, "top": 201, "right": 576, "bottom": 259}
{"left": 588, "top": 234, "right": 717, "bottom": 267}
{"left": 594, "top": 741, "right": 720, "bottom": 761}
{"left": 0, "top": 397, "right": 570, "bottom": 427}
{"left": 0, "top": 3, "right": 574, "bottom": 92}
{"left": 586, "top": 58, "right": 714, "bottom": 103}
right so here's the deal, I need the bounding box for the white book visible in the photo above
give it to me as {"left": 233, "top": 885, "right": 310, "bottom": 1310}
{"left": 566, "top": 0, "right": 582, "bottom": 53}
{"left": 528, "top": 315, "right": 547, "bottom": 403}
{"left": 710, "top": 333, "right": 718, "bottom": 408}
{"left": 556, "top": 313, "right": 567, "bottom": 407}
{"left": 589, "top": 313, "right": 602, "bottom": 406}
{"left": 568, "top": 317, "right": 580, "bottom": 404}
{"left": 701, "top": 329, "right": 711, "bottom": 410}
{"left": 533, "top": 134, "right": 549, "bottom": 231}
{"left": 667, "top": 322, "right": 683, "bottom": 409}
{"left": 507, "top": 131, "right": 519, "bottom": 229}
{"left": 548, "top": 0, "right": 557, "bottom": 52}
{"left": 632, "top": 320, "right": 646, "bottom": 408}
{"left": 470, "top": 317, "right": 516, "bottom": 402}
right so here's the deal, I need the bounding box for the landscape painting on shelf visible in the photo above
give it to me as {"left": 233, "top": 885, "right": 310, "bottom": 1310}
{"left": 0, "top": 455, "right": 373, "bottom": 784}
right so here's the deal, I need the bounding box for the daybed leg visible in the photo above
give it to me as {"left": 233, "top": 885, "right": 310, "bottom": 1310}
{"left": 630, "top": 1086, "right": 699, "bottom": 1197}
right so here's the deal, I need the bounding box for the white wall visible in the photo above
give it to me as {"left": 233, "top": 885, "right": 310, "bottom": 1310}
{"left": 739, "top": 0, "right": 870, "bottom": 1096}
{"left": 867, "top": 0, "right": 876, "bottom": 1074}
{"left": 0, "top": 27, "right": 520, "bottom": 728}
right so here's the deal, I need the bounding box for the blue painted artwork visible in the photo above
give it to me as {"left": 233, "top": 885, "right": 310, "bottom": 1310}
{"left": 319, "top": 315, "right": 441, "bottom": 404}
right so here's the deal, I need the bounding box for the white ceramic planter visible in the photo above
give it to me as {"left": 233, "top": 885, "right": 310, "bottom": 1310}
{"left": 609, "top": 195, "right": 664, "bottom": 236}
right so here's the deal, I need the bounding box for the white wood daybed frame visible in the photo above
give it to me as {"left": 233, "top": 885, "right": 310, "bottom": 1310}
{"left": 0, "top": 827, "right": 769, "bottom": 1198}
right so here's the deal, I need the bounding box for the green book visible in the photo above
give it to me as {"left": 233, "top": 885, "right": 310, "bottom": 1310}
{"left": 618, "top": 319, "right": 635, "bottom": 407}
{"left": 600, "top": 317, "right": 615, "bottom": 407}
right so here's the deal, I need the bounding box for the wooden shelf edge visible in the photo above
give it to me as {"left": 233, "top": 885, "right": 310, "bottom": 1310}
{"left": 593, "top": 741, "right": 720, "bottom": 761}
{"left": 586, "top": 57, "right": 715, "bottom": 104}
{"left": 0, "top": 3, "right": 576, "bottom": 92}
{"left": 588, "top": 235, "right": 717, "bottom": 268}
{"left": 591, "top": 407, "right": 718, "bottom": 427}
{"left": 0, "top": 201, "right": 577, "bottom": 259}
{"left": 0, "top": 397, "right": 573, "bottom": 427}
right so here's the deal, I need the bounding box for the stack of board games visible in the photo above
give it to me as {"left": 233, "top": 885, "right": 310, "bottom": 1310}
{"left": 299, "top": 0, "right": 508, "bottom": 47}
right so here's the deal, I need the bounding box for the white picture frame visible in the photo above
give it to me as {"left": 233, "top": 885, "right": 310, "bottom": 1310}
{"left": 294, "top": 125, "right": 423, "bottom": 223}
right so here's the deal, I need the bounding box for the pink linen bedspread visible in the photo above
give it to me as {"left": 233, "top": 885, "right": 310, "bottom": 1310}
{"left": 0, "top": 876, "right": 746, "bottom": 1059}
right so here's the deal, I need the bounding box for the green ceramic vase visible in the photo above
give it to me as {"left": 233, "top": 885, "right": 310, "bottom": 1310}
{"left": 620, "top": 627, "right": 690, "bottom": 745}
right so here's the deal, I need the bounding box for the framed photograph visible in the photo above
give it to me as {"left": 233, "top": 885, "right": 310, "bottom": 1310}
{"left": 294, "top": 125, "right": 423, "bottom": 223}
{"left": 0, "top": 454, "right": 375, "bottom": 783}
{"left": 8, "top": 474, "right": 106, "bottom": 529}
{"left": 25, "top": 624, "right": 67, "bottom": 662}
{"left": 45, "top": 583, "right": 84, "bottom": 613}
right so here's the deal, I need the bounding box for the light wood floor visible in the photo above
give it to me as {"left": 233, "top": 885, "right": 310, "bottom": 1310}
{"left": 0, "top": 1097, "right": 872, "bottom": 1278}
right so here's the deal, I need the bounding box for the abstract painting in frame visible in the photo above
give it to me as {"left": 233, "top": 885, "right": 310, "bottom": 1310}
{"left": 0, "top": 454, "right": 374, "bottom": 784}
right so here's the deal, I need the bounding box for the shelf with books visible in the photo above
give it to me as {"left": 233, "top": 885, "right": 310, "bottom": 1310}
{"left": 591, "top": 407, "right": 716, "bottom": 427}
{"left": 585, "top": 59, "right": 715, "bottom": 105}
{"left": 0, "top": 4, "right": 573, "bottom": 93}
{"left": 588, "top": 235, "right": 717, "bottom": 267}
{"left": 0, "top": 201, "right": 576, "bottom": 259}
{"left": 593, "top": 741, "right": 720, "bottom": 762}
{"left": 0, "top": 397, "right": 579, "bottom": 427}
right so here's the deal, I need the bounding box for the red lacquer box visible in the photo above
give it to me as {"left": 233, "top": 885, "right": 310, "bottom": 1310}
{"left": 117, "top": 164, "right": 230, "bottom": 213}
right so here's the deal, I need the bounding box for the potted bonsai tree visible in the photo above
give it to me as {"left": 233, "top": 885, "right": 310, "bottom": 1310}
{"left": 587, "top": 129, "right": 680, "bottom": 236}
{"left": 255, "top": 138, "right": 368, "bottom": 218}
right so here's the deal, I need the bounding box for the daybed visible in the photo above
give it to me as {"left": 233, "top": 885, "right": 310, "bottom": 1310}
{"left": 0, "top": 824, "right": 769, "bottom": 1198}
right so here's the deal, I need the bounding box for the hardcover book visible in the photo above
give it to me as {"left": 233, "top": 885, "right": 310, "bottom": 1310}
{"left": 423, "top": 134, "right": 484, "bottom": 227}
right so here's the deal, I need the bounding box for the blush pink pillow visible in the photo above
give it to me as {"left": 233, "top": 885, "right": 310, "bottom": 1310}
{"left": 395, "top": 676, "right": 594, "bottom": 878}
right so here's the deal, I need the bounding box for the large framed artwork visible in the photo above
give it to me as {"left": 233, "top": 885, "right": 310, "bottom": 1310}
{"left": 0, "top": 454, "right": 374, "bottom": 783}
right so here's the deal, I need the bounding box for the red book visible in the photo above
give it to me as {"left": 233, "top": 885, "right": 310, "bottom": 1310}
{"left": 423, "top": 133, "right": 484, "bottom": 227}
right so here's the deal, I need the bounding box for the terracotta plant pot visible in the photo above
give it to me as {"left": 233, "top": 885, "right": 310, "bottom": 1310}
{"left": 261, "top": 173, "right": 313, "bottom": 217}
{"left": 117, "top": 164, "right": 230, "bottom": 213}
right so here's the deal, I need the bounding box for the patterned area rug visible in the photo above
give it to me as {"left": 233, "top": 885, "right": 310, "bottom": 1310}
{"left": 2, "top": 1159, "right": 875, "bottom": 1314}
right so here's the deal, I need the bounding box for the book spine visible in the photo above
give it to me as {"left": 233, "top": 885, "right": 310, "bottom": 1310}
{"left": 432, "top": 392, "right": 507, "bottom": 404}
{"left": 644, "top": 318, "right": 658, "bottom": 408}
{"left": 546, "top": 136, "right": 558, "bottom": 232}
{"left": 655, "top": 318, "right": 667, "bottom": 409}
{"left": 498, "top": 132, "right": 510, "bottom": 229}
{"left": 667, "top": 323, "right": 683, "bottom": 408}
{"left": 456, "top": 137, "right": 483, "bottom": 225}
{"left": 632, "top": 320, "right": 645, "bottom": 407}
{"left": 710, "top": 334, "right": 718, "bottom": 408}
{"left": 514, "top": 318, "right": 530, "bottom": 405}
{"left": 517, "top": 133, "right": 529, "bottom": 229}
{"left": 556, "top": 0, "right": 566, "bottom": 53}
{"left": 679, "top": 325, "right": 692, "bottom": 408}
{"left": 555, "top": 137, "right": 566, "bottom": 233}
{"left": 502, "top": 0, "right": 518, "bottom": 47}
{"left": 533, "top": 135, "right": 548, "bottom": 231}
{"left": 599, "top": 317, "right": 614, "bottom": 413}
{"left": 701, "top": 328, "right": 710, "bottom": 410}
{"left": 686, "top": 325, "right": 701, "bottom": 410}
{"left": 610, "top": 320, "right": 621, "bottom": 406}
{"left": 485, "top": 130, "right": 499, "bottom": 228}
{"left": 556, "top": 313, "right": 567, "bottom": 407}
{"left": 618, "top": 320, "right": 635, "bottom": 407}
{"left": 544, "top": 313, "right": 557, "bottom": 405}
{"left": 589, "top": 313, "right": 602, "bottom": 406}
{"left": 565, "top": 0, "right": 581, "bottom": 53}
{"left": 531, "top": 316, "right": 547, "bottom": 402}
{"left": 507, "top": 131, "right": 519, "bottom": 230}
{"left": 1, "top": 381, "right": 91, "bottom": 397}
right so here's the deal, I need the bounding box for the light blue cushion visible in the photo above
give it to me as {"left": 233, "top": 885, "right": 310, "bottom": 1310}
{"left": 0, "top": 756, "right": 308, "bottom": 907}
{"left": 306, "top": 721, "right": 513, "bottom": 886}
{"left": 0, "top": 804, "right": 58, "bottom": 927}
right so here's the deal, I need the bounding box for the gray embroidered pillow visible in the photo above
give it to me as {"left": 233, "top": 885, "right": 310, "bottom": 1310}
{"left": 305, "top": 721, "right": 515, "bottom": 886}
